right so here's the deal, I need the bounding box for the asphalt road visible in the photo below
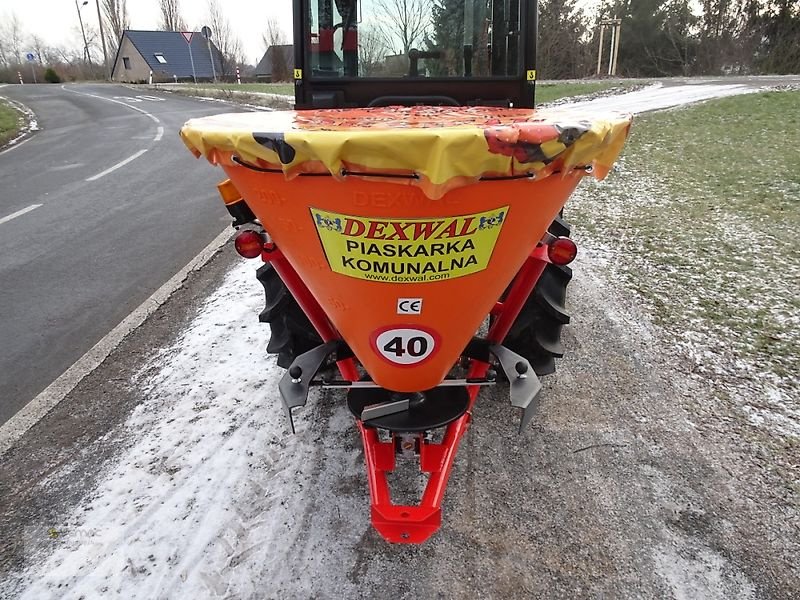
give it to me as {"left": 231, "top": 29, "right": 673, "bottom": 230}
{"left": 0, "top": 83, "right": 238, "bottom": 425}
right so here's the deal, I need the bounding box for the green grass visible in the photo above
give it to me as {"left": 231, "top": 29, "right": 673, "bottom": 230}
{"left": 535, "top": 81, "right": 640, "bottom": 104}
{"left": 183, "top": 82, "right": 295, "bottom": 95}
{"left": 0, "top": 100, "right": 23, "bottom": 146}
{"left": 568, "top": 90, "right": 800, "bottom": 438}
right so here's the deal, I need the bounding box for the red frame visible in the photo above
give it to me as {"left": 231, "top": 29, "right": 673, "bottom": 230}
{"left": 263, "top": 243, "right": 552, "bottom": 543}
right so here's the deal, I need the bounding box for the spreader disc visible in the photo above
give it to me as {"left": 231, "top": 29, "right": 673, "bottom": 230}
{"left": 347, "top": 386, "right": 469, "bottom": 432}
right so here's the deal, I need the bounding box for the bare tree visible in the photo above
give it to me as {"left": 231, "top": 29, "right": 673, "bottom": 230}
{"left": 261, "top": 16, "right": 290, "bottom": 81}
{"left": 262, "top": 16, "right": 287, "bottom": 49}
{"left": 0, "top": 12, "right": 25, "bottom": 66}
{"left": 159, "top": 0, "right": 187, "bottom": 32}
{"left": 375, "top": 0, "right": 430, "bottom": 56}
{"left": 101, "top": 0, "right": 129, "bottom": 57}
{"left": 28, "top": 34, "right": 47, "bottom": 64}
{"left": 206, "top": 0, "right": 243, "bottom": 76}
{"left": 358, "top": 26, "right": 392, "bottom": 74}
{"left": 0, "top": 28, "right": 8, "bottom": 67}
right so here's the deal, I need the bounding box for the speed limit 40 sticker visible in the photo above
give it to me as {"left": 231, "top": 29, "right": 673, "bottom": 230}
{"left": 371, "top": 326, "right": 440, "bottom": 367}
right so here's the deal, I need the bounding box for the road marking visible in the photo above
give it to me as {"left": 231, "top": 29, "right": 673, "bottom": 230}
{"left": 0, "top": 204, "right": 42, "bottom": 225}
{"left": 60, "top": 86, "right": 164, "bottom": 181}
{"left": 0, "top": 132, "right": 35, "bottom": 156}
{"left": 86, "top": 148, "right": 148, "bottom": 182}
{"left": 0, "top": 227, "right": 235, "bottom": 457}
{"left": 61, "top": 85, "right": 161, "bottom": 125}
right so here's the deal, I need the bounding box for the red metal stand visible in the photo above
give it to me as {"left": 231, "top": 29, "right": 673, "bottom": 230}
{"left": 265, "top": 243, "right": 552, "bottom": 543}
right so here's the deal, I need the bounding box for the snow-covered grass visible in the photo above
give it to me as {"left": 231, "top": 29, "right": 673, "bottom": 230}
{"left": 568, "top": 90, "right": 800, "bottom": 443}
{"left": 535, "top": 80, "right": 642, "bottom": 104}
{"left": 151, "top": 83, "right": 294, "bottom": 110}
{"left": 179, "top": 82, "right": 295, "bottom": 95}
{"left": 0, "top": 96, "right": 37, "bottom": 148}
{"left": 0, "top": 100, "right": 21, "bottom": 144}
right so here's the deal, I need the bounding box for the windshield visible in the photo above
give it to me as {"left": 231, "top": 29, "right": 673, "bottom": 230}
{"left": 307, "top": 0, "right": 522, "bottom": 78}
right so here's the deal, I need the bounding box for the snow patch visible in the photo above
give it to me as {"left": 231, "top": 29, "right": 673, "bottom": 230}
{"left": 0, "top": 96, "right": 39, "bottom": 148}
{"left": 560, "top": 83, "right": 758, "bottom": 114}
{"left": 13, "top": 260, "right": 327, "bottom": 598}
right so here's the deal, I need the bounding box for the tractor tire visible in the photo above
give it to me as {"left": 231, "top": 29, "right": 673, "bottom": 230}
{"left": 256, "top": 263, "right": 322, "bottom": 369}
{"left": 502, "top": 216, "right": 573, "bottom": 376}
{"left": 255, "top": 216, "right": 573, "bottom": 376}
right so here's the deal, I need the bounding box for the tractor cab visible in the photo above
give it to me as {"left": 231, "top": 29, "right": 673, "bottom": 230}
{"left": 292, "top": 0, "right": 538, "bottom": 108}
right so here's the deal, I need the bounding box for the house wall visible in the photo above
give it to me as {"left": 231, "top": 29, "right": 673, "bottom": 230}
{"left": 112, "top": 37, "right": 151, "bottom": 83}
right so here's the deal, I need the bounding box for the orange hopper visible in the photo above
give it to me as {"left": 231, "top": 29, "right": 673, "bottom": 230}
{"left": 181, "top": 105, "right": 632, "bottom": 542}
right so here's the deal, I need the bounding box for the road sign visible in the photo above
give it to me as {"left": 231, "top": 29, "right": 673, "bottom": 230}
{"left": 26, "top": 52, "right": 35, "bottom": 62}
{"left": 201, "top": 26, "right": 212, "bottom": 39}
{"left": 182, "top": 32, "right": 197, "bottom": 83}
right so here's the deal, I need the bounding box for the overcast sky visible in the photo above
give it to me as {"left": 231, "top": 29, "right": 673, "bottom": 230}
{"left": 5, "top": 1, "right": 295, "bottom": 65}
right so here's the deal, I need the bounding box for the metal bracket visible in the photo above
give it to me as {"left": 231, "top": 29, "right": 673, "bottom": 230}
{"left": 488, "top": 344, "right": 542, "bottom": 433}
{"left": 278, "top": 340, "right": 340, "bottom": 433}
{"left": 361, "top": 398, "right": 410, "bottom": 422}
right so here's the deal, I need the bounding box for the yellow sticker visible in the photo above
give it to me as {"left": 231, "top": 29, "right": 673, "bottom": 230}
{"left": 294, "top": 68, "right": 303, "bottom": 79}
{"left": 526, "top": 69, "right": 537, "bottom": 81}
{"left": 311, "top": 207, "right": 508, "bottom": 283}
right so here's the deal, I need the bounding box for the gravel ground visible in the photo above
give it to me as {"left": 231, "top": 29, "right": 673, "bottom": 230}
{"left": 1, "top": 241, "right": 797, "bottom": 598}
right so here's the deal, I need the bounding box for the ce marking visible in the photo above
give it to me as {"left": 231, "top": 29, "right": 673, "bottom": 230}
{"left": 397, "top": 298, "right": 423, "bottom": 315}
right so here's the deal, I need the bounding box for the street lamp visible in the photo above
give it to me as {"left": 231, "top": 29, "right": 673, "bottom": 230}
{"left": 74, "top": 0, "right": 94, "bottom": 70}
{"left": 201, "top": 26, "right": 217, "bottom": 83}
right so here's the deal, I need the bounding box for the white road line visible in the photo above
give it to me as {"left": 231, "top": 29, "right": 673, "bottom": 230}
{"left": 0, "top": 227, "right": 234, "bottom": 457}
{"left": 62, "top": 85, "right": 161, "bottom": 124}
{"left": 0, "top": 133, "right": 35, "bottom": 156}
{"left": 86, "top": 148, "right": 148, "bottom": 181}
{"left": 59, "top": 85, "right": 165, "bottom": 181}
{"left": 0, "top": 204, "right": 43, "bottom": 225}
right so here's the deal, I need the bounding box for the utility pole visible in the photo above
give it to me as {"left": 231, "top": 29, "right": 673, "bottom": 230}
{"left": 74, "top": 0, "right": 94, "bottom": 70}
{"left": 95, "top": 0, "right": 110, "bottom": 79}
{"left": 202, "top": 26, "right": 217, "bottom": 83}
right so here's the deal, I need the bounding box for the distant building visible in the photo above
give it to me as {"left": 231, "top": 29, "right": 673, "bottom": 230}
{"left": 111, "top": 30, "right": 223, "bottom": 83}
{"left": 255, "top": 45, "right": 293, "bottom": 82}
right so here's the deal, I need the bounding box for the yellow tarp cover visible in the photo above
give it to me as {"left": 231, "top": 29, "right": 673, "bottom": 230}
{"left": 181, "top": 106, "right": 632, "bottom": 199}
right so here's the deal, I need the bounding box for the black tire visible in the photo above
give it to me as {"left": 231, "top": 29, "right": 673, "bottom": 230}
{"left": 256, "top": 263, "right": 322, "bottom": 369}
{"left": 255, "top": 216, "right": 572, "bottom": 376}
{"left": 502, "top": 216, "right": 573, "bottom": 376}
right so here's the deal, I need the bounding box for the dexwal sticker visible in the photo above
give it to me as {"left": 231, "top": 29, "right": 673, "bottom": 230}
{"left": 311, "top": 207, "right": 508, "bottom": 284}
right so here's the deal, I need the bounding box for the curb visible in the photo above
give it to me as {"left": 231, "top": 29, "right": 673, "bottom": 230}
{"left": 0, "top": 227, "right": 234, "bottom": 457}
